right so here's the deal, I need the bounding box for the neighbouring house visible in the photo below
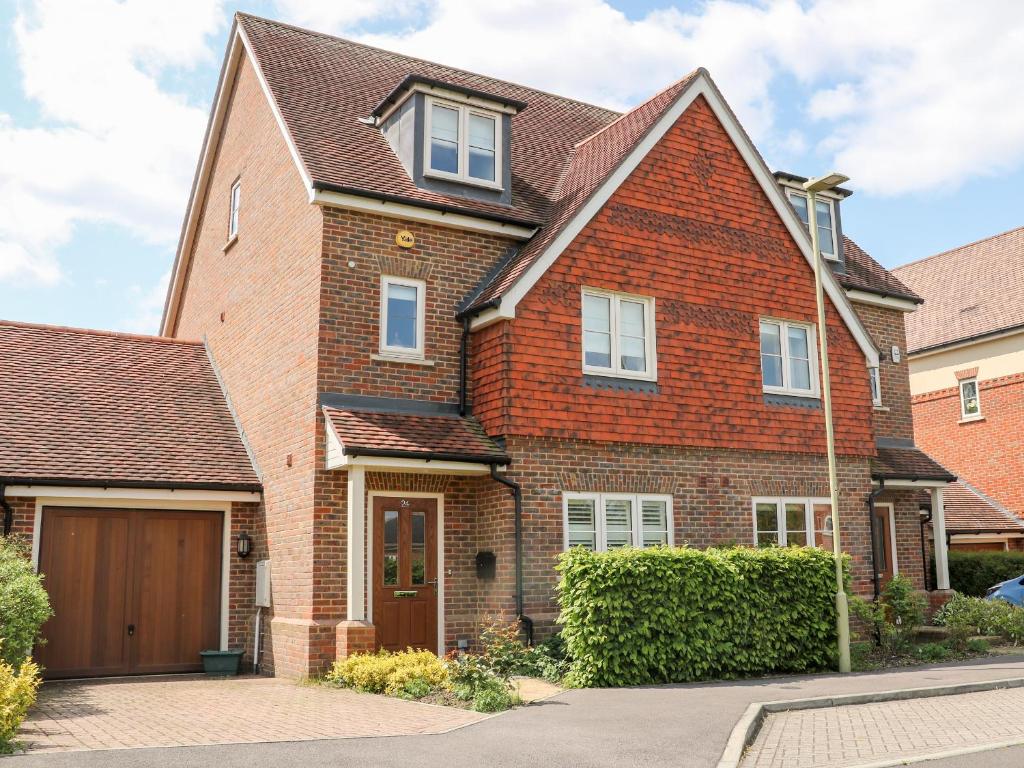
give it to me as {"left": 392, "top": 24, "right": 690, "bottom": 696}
{"left": 1, "top": 12, "right": 955, "bottom": 680}
{"left": 894, "top": 226, "right": 1024, "bottom": 551}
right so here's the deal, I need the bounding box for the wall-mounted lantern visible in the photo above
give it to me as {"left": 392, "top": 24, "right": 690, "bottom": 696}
{"left": 237, "top": 531, "right": 252, "bottom": 559}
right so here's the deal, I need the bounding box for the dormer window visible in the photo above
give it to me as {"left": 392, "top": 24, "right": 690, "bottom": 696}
{"left": 786, "top": 190, "right": 838, "bottom": 260}
{"left": 425, "top": 97, "right": 500, "bottom": 187}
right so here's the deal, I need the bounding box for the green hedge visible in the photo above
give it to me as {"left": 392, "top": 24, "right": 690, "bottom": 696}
{"left": 0, "top": 537, "right": 52, "bottom": 668}
{"left": 946, "top": 550, "right": 1024, "bottom": 597}
{"left": 556, "top": 546, "right": 847, "bottom": 687}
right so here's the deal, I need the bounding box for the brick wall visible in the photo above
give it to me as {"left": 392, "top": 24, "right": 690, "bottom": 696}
{"left": 171, "top": 53, "right": 323, "bottom": 678}
{"left": 913, "top": 372, "right": 1024, "bottom": 516}
{"left": 473, "top": 95, "right": 875, "bottom": 457}
{"left": 853, "top": 301, "right": 914, "bottom": 440}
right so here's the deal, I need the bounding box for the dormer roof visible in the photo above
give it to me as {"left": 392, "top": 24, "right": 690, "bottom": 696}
{"left": 370, "top": 74, "right": 529, "bottom": 119}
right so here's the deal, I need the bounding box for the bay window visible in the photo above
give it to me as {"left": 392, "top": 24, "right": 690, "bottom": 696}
{"left": 564, "top": 493, "right": 672, "bottom": 551}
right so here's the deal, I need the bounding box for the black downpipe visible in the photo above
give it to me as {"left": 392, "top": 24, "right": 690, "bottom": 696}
{"left": 867, "top": 479, "right": 886, "bottom": 600}
{"left": 920, "top": 507, "right": 934, "bottom": 592}
{"left": 459, "top": 316, "right": 470, "bottom": 417}
{"left": 0, "top": 484, "right": 12, "bottom": 537}
{"left": 489, "top": 464, "right": 534, "bottom": 644}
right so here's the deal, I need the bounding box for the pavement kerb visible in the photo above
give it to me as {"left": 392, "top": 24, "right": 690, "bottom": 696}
{"left": 715, "top": 675, "right": 1024, "bottom": 768}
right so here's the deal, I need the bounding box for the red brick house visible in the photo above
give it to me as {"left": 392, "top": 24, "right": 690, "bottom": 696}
{"left": 895, "top": 227, "right": 1024, "bottom": 551}
{"left": 1, "top": 12, "right": 955, "bottom": 679}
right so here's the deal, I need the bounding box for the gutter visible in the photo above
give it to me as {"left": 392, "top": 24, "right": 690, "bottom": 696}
{"left": 344, "top": 447, "right": 511, "bottom": 466}
{"left": 1, "top": 484, "right": 12, "bottom": 537}
{"left": 0, "top": 476, "right": 263, "bottom": 494}
{"left": 489, "top": 464, "right": 533, "bottom": 644}
{"left": 867, "top": 479, "right": 885, "bottom": 600}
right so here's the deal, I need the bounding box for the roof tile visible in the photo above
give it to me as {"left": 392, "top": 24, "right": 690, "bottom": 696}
{"left": 837, "top": 237, "right": 922, "bottom": 303}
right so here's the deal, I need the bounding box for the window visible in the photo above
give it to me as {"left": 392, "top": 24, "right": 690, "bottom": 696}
{"left": 582, "top": 289, "right": 656, "bottom": 380}
{"left": 786, "top": 190, "right": 838, "bottom": 261}
{"left": 228, "top": 179, "right": 241, "bottom": 239}
{"left": 752, "top": 498, "right": 832, "bottom": 548}
{"left": 380, "top": 276, "right": 425, "bottom": 358}
{"left": 759, "top": 319, "right": 818, "bottom": 396}
{"left": 563, "top": 493, "right": 672, "bottom": 551}
{"left": 869, "top": 366, "right": 882, "bottom": 406}
{"left": 426, "top": 97, "right": 500, "bottom": 186}
{"left": 960, "top": 377, "right": 981, "bottom": 419}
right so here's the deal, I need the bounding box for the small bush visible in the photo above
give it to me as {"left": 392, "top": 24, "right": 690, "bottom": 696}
{"left": 0, "top": 538, "right": 52, "bottom": 668}
{"left": 470, "top": 677, "right": 515, "bottom": 713}
{"left": 0, "top": 654, "right": 41, "bottom": 754}
{"left": 946, "top": 551, "right": 1024, "bottom": 597}
{"left": 477, "top": 618, "right": 569, "bottom": 683}
{"left": 325, "top": 649, "right": 447, "bottom": 695}
{"left": 967, "top": 638, "right": 991, "bottom": 654}
{"left": 914, "top": 642, "right": 950, "bottom": 662}
{"left": 852, "top": 575, "right": 926, "bottom": 657}
{"left": 557, "top": 545, "right": 847, "bottom": 687}
{"left": 935, "top": 593, "right": 1024, "bottom": 648}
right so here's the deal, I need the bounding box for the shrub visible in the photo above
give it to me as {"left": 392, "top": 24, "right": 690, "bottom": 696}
{"left": 444, "top": 652, "right": 518, "bottom": 711}
{"left": 477, "top": 618, "right": 569, "bottom": 683}
{"left": 0, "top": 538, "right": 52, "bottom": 668}
{"left": 945, "top": 551, "right": 1024, "bottom": 597}
{"left": 556, "top": 545, "right": 847, "bottom": 687}
{"left": 914, "top": 642, "right": 950, "bottom": 662}
{"left": 0, "top": 653, "right": 41, "bottom": 754}
{"left": 934, "top": 593, "right": 1024, "bottom": 648}
{"left": 470, "top": 677, "right": 515, "bottom": 713}
{"left": 325, "top": 649, "right": 447, "bottom": 696}
{"left": 851, "top": 575, "right": 926, "bottom": 656}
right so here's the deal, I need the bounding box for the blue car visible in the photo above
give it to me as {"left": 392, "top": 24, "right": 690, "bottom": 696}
{"left": 985, "top": 575, "right": 1024, "bottom": 606}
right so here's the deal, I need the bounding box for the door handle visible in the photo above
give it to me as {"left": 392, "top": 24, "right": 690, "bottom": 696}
{"left": 427, "top": 578, "right": 438, "bottom": 592}
{"left": 127, "top": 624, "right": 135, "bottom": 637}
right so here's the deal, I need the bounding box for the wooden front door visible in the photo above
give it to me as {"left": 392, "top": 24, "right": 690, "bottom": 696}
{"left": 372, "top": 496, "right": 438, "bottom": 652}
{"left": 37, "top": 507, "right": 222, "bottom": 678}
{"left": 872, "top": 504, "right": 895, "bottom": 586}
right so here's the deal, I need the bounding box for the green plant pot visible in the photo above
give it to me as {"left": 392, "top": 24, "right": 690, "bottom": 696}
{"left": 200, "top": 650, "right": 243, "bottom": 676}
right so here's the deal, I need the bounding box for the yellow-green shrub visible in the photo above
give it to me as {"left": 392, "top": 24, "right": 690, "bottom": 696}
{"left": 325, "top": 649, "right": 447, "bottom": 695}
{"left": 0, "top": 656, "right": 41, "bottom": 754}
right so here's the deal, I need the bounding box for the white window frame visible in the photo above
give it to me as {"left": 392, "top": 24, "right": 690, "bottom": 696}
{"left": 228, "top": 179, "right": 241, "bottom": 239}
{"left": 869, "top": 366, "right": 882, "bottom": 407}
{"left": 581, "top": 288, "right": 657, "bottom": 381}
{"left": 759, "top": 317, "right": 820, "bottom": 397}
{"left": 379, "top": 275, "right": 426, "bottom": 359}
{"left": 751, "top": 497, "right": 832, "bottom": 548}
{"left": 786, "top": 190, "right": 838, "bottom": 262}
{"left": 959, "top": 376, "right": 982, "bottom": 420}
{"left": 562, "top": 492, "right": 674, "bottom": 552}
{"left": 424, "top": 96, "right": 502, "bottom": 190}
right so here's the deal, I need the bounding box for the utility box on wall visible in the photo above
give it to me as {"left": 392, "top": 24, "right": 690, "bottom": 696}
{"left": 475, "top": 551, "right": 496, "bottom": 580}
{"left": 255, "top": 560, "right": 272, "bottom": 608}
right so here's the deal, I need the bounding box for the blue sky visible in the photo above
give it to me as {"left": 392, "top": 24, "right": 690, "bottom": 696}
{"left": 1, "top": 0, "right": 1022, "bottom": 334}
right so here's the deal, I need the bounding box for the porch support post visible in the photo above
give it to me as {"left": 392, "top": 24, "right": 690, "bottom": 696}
{"left": 932, "top": 485, "right": 950, "bottom": 590}
{"left": 347, "top": 465, "right": 366, "bottom": 621}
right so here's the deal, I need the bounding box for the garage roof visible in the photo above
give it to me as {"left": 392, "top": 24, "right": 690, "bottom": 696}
{"left": 0, "top": 321, "right": 260, "bottom": 491}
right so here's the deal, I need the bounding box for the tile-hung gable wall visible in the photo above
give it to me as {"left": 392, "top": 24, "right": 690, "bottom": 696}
{"left": 473, "top": 95, "right": 875, "bottom": 457}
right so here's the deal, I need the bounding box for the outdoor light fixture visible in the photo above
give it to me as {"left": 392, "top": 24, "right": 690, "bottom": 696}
{"left": 803, "top": 170, "right": 852, "bottom": 674}
{"left": 237, "top": 531, "right": 252, "bottom": 559}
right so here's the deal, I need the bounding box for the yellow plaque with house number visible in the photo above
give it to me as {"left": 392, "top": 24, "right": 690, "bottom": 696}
{"left": 395, "top": 230, "right": 415, "bottom": 248}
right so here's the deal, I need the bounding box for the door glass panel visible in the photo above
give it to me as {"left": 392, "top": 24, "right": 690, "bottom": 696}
{"left": 785, "top": 503, "right": 807, "bottom": 547}
{"left": 641, "top": 499, "right": 668, "bottom": 547}
{"left": 567, "top": 498, "right": 597, "bottom": 549}
{"left": 873, "top": 512, "right": 888, "bottom": 570}
{"left": 813, "top": 503, "right": 833, "bottom": 550}
{"left": 604, "top": 498, "right": 633, "bottom": 549}
{"left": 755, "top": 502, "right": 779, "bottom": 547}
{"left": 383, "top": 510, "right": 399, "bottom": 585}
{"left": 411, "top": 511, "right": 426, "bottom": 585}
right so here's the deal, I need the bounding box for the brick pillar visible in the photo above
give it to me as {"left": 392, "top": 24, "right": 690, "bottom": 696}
{"left": 336, "top": 620, "right": 376, "bottom": 658}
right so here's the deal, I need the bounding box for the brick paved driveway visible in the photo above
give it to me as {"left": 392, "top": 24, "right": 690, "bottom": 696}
{"left": 742, "top": 686, "right": 1024, "bottom": 768}
{"left": 18, "top": 675, "right": 485, "bottom": 753}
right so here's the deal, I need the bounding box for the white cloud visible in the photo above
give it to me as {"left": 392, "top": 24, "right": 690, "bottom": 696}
{"left": 121, "top": 270, "right": 171, "bottom": 334}
{"left": 0, "top": 0, "right": 225, "bottom": 285}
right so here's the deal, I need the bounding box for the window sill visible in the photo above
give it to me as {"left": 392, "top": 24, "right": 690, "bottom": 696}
{"left": 583, "top": 374, "right": 658, "bottom": 394}
{"left": 222, "top": 234, "right": 238, "bottom": 253}
{"left": 763, "top": 392, "right": 821, "bottom": 409}
{"left": 423, "top": 169, "right": 503, "bottom": 191}
{"left": 959, "top": 415, "right": 985, "bottom": 424}
{"left": 873, "top": 405, "right": 890, "bottom": 412}
{"left": 372, "top": 353, "right": 435, "bottom": 367}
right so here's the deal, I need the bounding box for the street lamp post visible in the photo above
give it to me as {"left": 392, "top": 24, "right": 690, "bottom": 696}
{"left": 804, "top": 171, "right": 852, "bottom": 674}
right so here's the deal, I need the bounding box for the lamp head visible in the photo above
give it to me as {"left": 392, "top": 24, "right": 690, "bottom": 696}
{"left": 803, "top": 172, "right": 849, "bottom": 193}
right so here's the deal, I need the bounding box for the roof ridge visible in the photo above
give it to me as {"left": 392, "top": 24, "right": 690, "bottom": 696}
{"left": 235, "top": 12, "right": 622, "bottom": 119}
{"left": 894, "top": 224, "right": 1024, "bottom": 273}
{"left": 0, "top": 318, "right": 202, "bottom": 346}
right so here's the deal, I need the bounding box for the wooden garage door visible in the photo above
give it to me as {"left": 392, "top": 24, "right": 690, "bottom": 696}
{"left": 37, "top": 508, "right": 223, "bottom": 679}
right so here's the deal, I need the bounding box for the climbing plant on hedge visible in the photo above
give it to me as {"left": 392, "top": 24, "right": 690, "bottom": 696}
{"left": 556, "top": 546, "right": 848, "bottom": 687}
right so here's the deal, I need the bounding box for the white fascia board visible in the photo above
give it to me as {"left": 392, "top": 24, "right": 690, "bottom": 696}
{"left": 333, "top": 455, "right": 494, "bottom": 476}
{"left": 161, "top": 24, "right": 314, "bottom": 336}
{"left": 872, "top": 478, "right": 951, "bottom": 489}
{"left": 846, "top": 289, "right": 920, "bottom": 313}
{"left": 6, "top": 485, "right": 260, "bottom": 502}
{"left": 312, "top": 189, "right": 536, "bottom": 240}
{"left": 469, "top": 305, "right": 514, "bottom": 330}
{"left": 490, "top": 72, "right": 879, "bottom": 367}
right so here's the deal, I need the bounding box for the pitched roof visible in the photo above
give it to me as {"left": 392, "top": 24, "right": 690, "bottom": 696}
{"left": 939, "top": 480, "right": 1024, "bottom": 534}
{"left": 837, "top": 237, "right": 922, "bottom": 304}
{"left": 871, "top": 443, "right": 955, "bottom": 482}
{"left": 893, "top": 226, "right": 1024, "bottom": 353}
{"left": 237, "top": 13, "right": 619, "bottom": 227}
{"left": 0, "top": 321, "right": 260, "bottom": 490}
{"left": 324, "top": 407, "right": 509, "bottom": 464}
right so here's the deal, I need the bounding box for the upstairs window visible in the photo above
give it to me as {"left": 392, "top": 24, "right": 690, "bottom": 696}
{"left": 380, "top": 276, "right": 425, "bottom": 359}
{"left": 228, "top": 179, "right": 241, "bottom": 239}
{"left": 760, "top": 318, "right": 818, "bottom": 397}
{"left": 786, "top": 190, "right": 838, "bottom": 260}
{"left": 869, "top": 366, "right": 882, "bottom": 406}
{"left": 426, "top": 97, "right": 500, "bottom": 186}
{"left": 582, "top": 289, "right": 656, "bottom": 380}
{"left": 960, "top": 377, "right": 981, "bottom": 419}
{"left": 564, "top": 493, "right": 672, "bottom": 551}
